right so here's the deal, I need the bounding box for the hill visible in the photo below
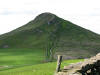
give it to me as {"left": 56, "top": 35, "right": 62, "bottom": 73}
{"left": 0, "top": 12, "right": 100, "bottom": 59}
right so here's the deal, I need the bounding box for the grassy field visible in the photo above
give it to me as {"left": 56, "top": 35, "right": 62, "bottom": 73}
{"left": 0, "top": 49, "right": 44, "bottom": 67}
{"left": 0, "top": 59, "right": 83, "bottom": 75}
{"left": 0, "top": 48, "right": 83, "bottom": 75}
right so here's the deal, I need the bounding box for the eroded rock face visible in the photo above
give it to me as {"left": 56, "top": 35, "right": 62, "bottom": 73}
{"left": 55, "top": 53, "right": 100, "bottom": 75}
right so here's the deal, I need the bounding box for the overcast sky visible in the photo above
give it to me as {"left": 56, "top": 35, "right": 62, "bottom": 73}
{"left": 0, "top": 0, "right": 100, "bottom": 34}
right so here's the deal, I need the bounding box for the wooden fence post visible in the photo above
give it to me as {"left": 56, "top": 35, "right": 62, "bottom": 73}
{"left": 56, "top": 55, "right": 62, "bottom": 73}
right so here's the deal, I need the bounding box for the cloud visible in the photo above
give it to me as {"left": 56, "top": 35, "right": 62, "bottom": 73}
{"left": 0, "top": 0, "right": 100, "bottom": 34}
{"left": 87, "top": 8, "right": 100, "bottom": 16}
{"left": 0, "top": 10, "right": 37, "bottom": 15}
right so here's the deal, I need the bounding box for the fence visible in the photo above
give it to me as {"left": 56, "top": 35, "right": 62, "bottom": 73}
{"left": 55, "top": 53, "right": 100, "bottom": 75}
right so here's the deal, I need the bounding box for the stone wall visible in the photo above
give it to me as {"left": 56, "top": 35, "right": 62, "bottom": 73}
{"left": 55, "top": 53, "right": 100, "bottom": 75}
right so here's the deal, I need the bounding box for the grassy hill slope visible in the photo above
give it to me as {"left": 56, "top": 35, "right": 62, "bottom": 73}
{"left": 0, "top": 12, "right": 100, "bottom": 58}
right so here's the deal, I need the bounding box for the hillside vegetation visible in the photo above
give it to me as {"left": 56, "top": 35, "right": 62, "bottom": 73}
{"left": 0, "top": 12, "right": 100, "bottom": 59}
{"left": 0, "top": 12, "right": 100, "bottom": 75}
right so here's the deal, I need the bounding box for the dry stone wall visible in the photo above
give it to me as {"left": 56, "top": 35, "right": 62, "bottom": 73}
{"left": 55, "top": 53, "right": 100, "bottom": 75}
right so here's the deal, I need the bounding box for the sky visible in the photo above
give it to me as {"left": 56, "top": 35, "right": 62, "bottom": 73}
{"left": 0, "top": 0, "right": 100, "bottom": 34}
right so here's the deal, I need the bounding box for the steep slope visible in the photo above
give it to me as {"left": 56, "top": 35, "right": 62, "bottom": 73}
{"left": 0, "top": 12, "right": 100, "bottom": 59}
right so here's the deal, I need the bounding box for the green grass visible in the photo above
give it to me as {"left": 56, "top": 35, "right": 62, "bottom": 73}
{"left": 0, "top": 49, "right": 44, "bottom": 66}
{"left": 0, "top": 48, "right": 83, "bottom": 75}
{"left": 0, "top": 59, "right": 83, "bottom": 75}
